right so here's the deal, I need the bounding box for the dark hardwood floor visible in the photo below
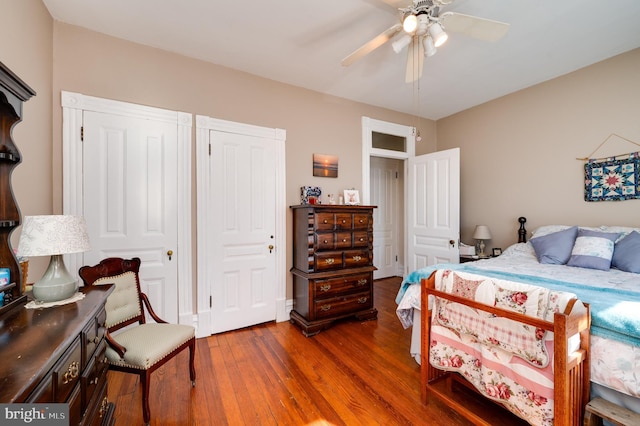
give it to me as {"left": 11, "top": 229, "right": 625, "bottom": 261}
{"left": 107, "top": 277, "right": 474, "bottom": 425}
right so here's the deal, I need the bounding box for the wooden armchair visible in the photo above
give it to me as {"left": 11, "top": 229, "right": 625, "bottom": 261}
{"left": 79, "top": 257, "right": 196, "bottom": 425}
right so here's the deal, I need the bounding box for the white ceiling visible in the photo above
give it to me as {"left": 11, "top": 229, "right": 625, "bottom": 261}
{"left": 42, "top": 0, "right": 640, "bottom": 120}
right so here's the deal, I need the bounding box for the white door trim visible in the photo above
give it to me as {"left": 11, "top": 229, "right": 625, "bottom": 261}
{"left": 195, "top": 115, "right": 287, "bottom": 338}
{"left": 61, "top": 91, "right": 194, "bottom": 326}
{"left": 362, "top": 116, "right": 415, "bottom": 276}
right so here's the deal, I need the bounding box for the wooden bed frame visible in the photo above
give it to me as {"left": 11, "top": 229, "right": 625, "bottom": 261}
{"left": 420, "top": 269, "right": 591, "bottom": 425}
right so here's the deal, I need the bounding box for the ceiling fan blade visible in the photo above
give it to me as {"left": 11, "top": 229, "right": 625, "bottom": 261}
{"left": 440, "top": 12, "right": 510, "bottom": 42}
{"left": 341, "top": 24, "right": 402, "bottom": 67}
{"left": 405, "top": 37, "right": 424, "bottom": 83}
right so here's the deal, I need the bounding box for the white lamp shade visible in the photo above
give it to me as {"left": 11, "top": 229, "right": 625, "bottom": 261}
{"left": 473, "top": 225, "right": 492, "bottom": 240}
{"left": 402, "top": 14, "right": 418, "bottom": 33}
{"left": 18, "top": 215, "right": 91, "bottom": 257}
{"left": 428, "top": 22, "right": 448, "bottom": 47}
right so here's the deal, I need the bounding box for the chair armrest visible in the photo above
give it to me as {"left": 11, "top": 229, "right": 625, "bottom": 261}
{"left": 105, "top": 330, "right": 127, "bottom": 358}
{"left": 140, "top": 292, "right": 168, "bottom": 324}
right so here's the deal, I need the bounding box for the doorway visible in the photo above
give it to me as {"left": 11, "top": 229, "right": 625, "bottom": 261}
{"left": 61, "top": 91, "right": 192, "bottom": 325}
{"left": 195, "top": 116, "right": 287, "bottom": 337}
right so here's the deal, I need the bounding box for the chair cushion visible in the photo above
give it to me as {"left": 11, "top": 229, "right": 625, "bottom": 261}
{"left": 94, "top": 271, "right": 142, "bottom": 328}
{"left": 106, "top": 323, "right": 195, "bottom": 369}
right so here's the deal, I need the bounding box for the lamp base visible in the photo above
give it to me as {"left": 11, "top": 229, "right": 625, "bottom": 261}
{"left": 32, "top": 254, "right": 79, "bottom": 302}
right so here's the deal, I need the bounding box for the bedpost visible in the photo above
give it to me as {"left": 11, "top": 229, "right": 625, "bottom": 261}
{"left": 518, "top": 217, "right": 527, "bottom": 243}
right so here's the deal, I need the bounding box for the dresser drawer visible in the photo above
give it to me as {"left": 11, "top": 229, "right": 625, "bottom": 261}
{"left": 343, "top": 250, "right": 371, "bottom": 268}
{"left": 352, "top": 231, "right": 370, "bottom": 247}
{"left": 313, "top": 273, "right": 372, "bottom": 300}
{"left": 334, "top": 213, "right": 352, "bottom": 230}
{"left": 353, "top": 213, "right": 370, "bottom": 230}
{"left": 53, "top": 336, "right": 82, "bottom": 403}
{"left": 68, "top": 383, "right": 82, "bottom": 426}
{"left": 82, "top": 340, "right": 108, "bottom": 412}
{"left": 314, "top": 291, "right": 373, "bottom": 319}
{"left": 314, "top": 252, "right": 344, "bottom": 271}
{"left": 82, "top": 307, "right": 106, "bottom": 367}
{"left": 314, "top": 212, "right": 335, "bottom": 230}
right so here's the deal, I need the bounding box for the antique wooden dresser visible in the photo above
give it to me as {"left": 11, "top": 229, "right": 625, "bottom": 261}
{"left": 290, "top": 204, "right": 377, "bottom": 336}
{"left": 0, "top": 285, "right": 115, "bottom": 425}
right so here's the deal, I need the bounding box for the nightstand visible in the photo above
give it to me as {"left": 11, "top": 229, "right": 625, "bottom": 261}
{"left": 460, "top": 255, "right": 490, "bottom": 263}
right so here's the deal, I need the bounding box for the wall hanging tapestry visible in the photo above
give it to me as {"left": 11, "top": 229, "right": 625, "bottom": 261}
{"left": 580, "top": 133, "right": 640, "bottom": 202}
{"left": 584, "top": 153, "right": 639, "bottom": 202}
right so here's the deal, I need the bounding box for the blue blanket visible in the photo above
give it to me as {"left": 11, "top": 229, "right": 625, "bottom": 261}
{"left": 396, "top": 263, "right": 640, "bottom": 348}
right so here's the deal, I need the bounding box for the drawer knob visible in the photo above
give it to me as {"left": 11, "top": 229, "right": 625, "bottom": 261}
{"left": 93, "top": 336, "right": 100, "bottom": 344}
{"left": 99, "top": 396, "right": 109, "bottom": 418}
{"left": 357, "top": 297, "right": 368, "bottom": 304}
{"left": 325, "top": 258, "right": 335, "bottom": 265}
{"left": 357, "top": 279, "right": 368, "bottom": 286}
{"left": 352, "top": 255, "right": 362, "bottom": 262}
{"left": 323, "top": 219, "right": 328, "bottom": 224}
{"left": 341, "top": 220, "right": 346, "bottom": 223}
{"left": 320, "top": 284, "right": 331, "bottom": 292}
{"left": 342, "top": 239, "right": 347, "bottom": 242}
{"left": 359, "top": 237, "right": 364, "bottom": 242}
{"left": 63, "top": 361, "right": 80, "bottom": 384}
{"left": 323, "top": 240, "right": 328, "bottom": 244}
{"left": 90, "top": 377, "right": 99, "bottom": 385}
{"left": 320, "top": 304, "right": 331, "bottom": 311}
{"left": 359, "top": 219, "right": 364, "bottom": 223}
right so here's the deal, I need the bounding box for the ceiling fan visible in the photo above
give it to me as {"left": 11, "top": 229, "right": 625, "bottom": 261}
{"left": 341, "top": 0, "right": 510, "bottom": 82}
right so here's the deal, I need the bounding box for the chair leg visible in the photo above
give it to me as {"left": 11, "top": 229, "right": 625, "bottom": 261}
{"left": 189, "top": 339, "right": 196, "bottom": 386}
{"left": 141, "top": 370, "right": 151, "bottom": 425}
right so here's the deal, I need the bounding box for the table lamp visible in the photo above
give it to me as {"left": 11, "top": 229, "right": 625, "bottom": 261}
{"left": 472, "top": 225, "right": 492, "bottom": 258}
{"left": 17, "top": 215, "right": 91, "bottom": 302}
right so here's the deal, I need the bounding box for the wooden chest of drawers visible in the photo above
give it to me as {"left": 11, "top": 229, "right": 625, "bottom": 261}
{"left": 290, "top": 205, "right": 377, "bottom": 336}
{"left": 0, "top": 285, "right": 115, "bottom": 425}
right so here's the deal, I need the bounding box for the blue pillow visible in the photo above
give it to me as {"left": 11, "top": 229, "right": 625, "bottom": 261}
{"left": 611, "top": 231, "right": 640, "bottom": 273}
{"left": 530, "top": 226, "right": 578, "bottom": 264}
{"left": 567, "top": 229, "right": 619, "bottom": 271}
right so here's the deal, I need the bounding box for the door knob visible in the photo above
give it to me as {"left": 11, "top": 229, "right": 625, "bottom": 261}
{"left": 268, "top": 244, "right": 274, "bottom": 253}
{"left": 167, "top": 250, "right": 173, "bottom": 260}
{"left": 449, "top": 240, "right": 455, "bottom": 247}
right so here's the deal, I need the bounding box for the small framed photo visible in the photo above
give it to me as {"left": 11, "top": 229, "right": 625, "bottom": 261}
{"left": 343, "top": 189, "right": 360, "bottom": 205}
{"left": 492, "top": 248, "right": 502, "bottom": 257}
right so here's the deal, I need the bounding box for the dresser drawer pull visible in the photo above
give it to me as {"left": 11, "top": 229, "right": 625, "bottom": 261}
{"left": 325, "top": 258, "right": 335, "bottom": 265}
{"left": 323, "top": 239, "right": 329, "bottom": 244}
{"left": 319, "top": 284, "right": 331, "bottom": 292}
{"left": 93, "top": 336, "right": 100, "bottom": 344}
{"left": 320, "top": 304, "right": 331, "bottom": 311}
{"left": 358, "top": 219, "right": 364, "bottom": 223}
{"left": 357, "top": 279, "right": 368, "bottom": 286}
{"left": 99, "top": 396, "right": 109, "bottom": 418}
{"left": 102, "top": 356, "right": 109, "bottom": 364}
{"left": 352, "top": 255, "right": 362, "bottom": 262}
{"left": 341, "top": 219, "right": 346, "bottom": 224}
{"left": 359, "top": 237, "right": 365, "bottom": 242}
{"left": 342, "top": 238, "right": 347, "bottom": 242}
{"left": 62, "top": 361, "right": 80, "bottom": 384}
{"left": 357, "top": 297, "right": 369, "bottom": 304}
{"left": 323, "top": 219, "right": 328, "bottom": 224}
{"left": 90, "top": 377, "right": 99, "bottom": 385}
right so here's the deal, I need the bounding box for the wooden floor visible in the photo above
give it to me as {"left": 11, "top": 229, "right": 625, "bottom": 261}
{"left": 107, "top": 277, "right": 474, "bottom": 425}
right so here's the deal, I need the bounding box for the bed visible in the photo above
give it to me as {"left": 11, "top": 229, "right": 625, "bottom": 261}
{"left": 396, "top": 219, "right": 640, "bottom": 425}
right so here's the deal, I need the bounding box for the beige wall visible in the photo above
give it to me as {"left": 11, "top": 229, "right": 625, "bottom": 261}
{"left": 4, "top": 0, "right": 638, "bottom": 301}
{"left": 0, "top": 0, "right": 53, "bottom": 277}
{"left": 437, "top": 48, "right": 640, "bottom": 252}
{"left": 50, "top": 23, "right": 430, "bottom": 300}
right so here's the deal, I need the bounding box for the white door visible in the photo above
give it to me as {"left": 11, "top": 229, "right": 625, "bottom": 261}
{"left": 407, "top": 148, "right": 460, "bottom": 273}
{"left": 370, "top": 156, "right": 401, "bottom": 278}
{"left": 209, "top": 130, "right": 277, "bottom": 333}
{"left": 82, "top": 111, "right": 179, "bottom": 323}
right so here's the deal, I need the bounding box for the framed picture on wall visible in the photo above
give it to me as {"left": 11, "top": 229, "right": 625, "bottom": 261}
{"left": 343, "top": 189, "right": 360, "bottom": 205}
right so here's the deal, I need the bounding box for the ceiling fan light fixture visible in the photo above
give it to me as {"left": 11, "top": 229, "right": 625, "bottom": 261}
{"left": 423, "top": 36, "right": 437, "bottom": 57}
{"left": 402, "top": 14, "right": 418, "bottom": 33}
{"left": 428, "top": 22, "right": 448, "bottom": 47}
{"left": 391, "top": 34, "right": 412, "bottom": 54}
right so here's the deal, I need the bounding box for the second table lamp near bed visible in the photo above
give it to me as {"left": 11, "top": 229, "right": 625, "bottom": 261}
{"left": 473, "top": 225, "right": 492, "bottom": 258}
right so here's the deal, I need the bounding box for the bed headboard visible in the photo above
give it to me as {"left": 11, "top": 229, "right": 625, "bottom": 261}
{"left": 518, "top": 217, "right": 527, "bottom": 243}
